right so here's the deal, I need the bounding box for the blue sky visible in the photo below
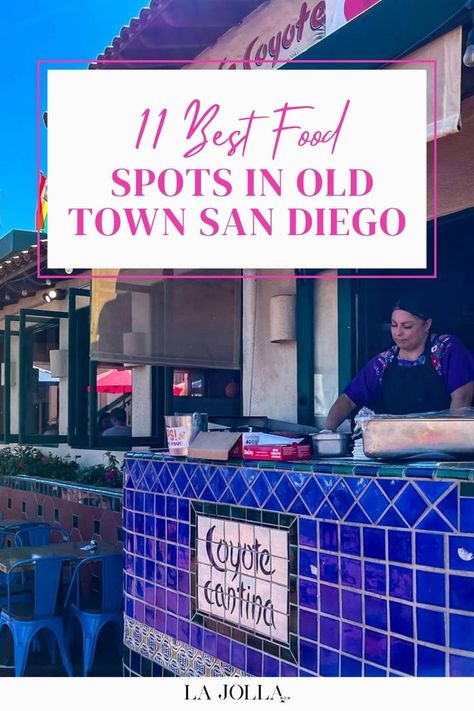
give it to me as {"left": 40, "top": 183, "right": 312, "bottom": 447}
{"left": 0, "top": 0, "right": 145, "bottom": 234}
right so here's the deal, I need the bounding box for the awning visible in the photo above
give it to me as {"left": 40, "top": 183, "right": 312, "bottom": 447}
{"left": 282, "top": 0, "right": 469, "bottom": 143}
{"left": 0, "top": 229, "right": 49, "bottom": 307}
{"left": 282, "top": 0, "right": 470, "bottom": 68}
{"left": 387, "top": 27, "right": 462, "bottom": 142}
{"left": 427, "top": 94, "right": 474, "bottom": 219}
{"left": 173, "top": 381, "right": 186, "bottom": 396}
{"left": 0, "top": 229, "right": 37, "bottom": 261}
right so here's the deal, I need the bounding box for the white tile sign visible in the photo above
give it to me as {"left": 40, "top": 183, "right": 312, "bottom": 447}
{"left": 48, "top": 69, "right": 427, "bottom": 270}
{"left": 196, "top": 515, "right": 289, "bottom": 643}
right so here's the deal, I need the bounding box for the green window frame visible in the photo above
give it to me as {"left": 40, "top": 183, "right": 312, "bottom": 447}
{"left": 68, "top": 288, "right": 91, "bottom": 448}
{"left": 0, "top": 328, "right": 4, "bottom": 442}
{"left": 18, "top": 308, "right": 68, "bottom": 446}
{"left": 3, "top": 315, "right": 19, "bottom": 444}
{"left": 68, "top": 288, "right": 168, "bottom": 450}
{"left": 4, "top": 294, "right": 241, "bottom": 451}
{"left": 296, "top": 276, "right": 314, "bottom": 426}
{"left": 337, "top": 279, "right": 354, "bottom": 391}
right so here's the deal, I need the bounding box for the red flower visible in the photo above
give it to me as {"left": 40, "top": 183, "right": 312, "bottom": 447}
{"left": 18, "top": 460, "right": 25, "bottom": 469}
{"left": 41, "top": 456, "right": 48, "bottom": 462}
{"left": 105, "top": 468, "right": 117, "bottom": 481}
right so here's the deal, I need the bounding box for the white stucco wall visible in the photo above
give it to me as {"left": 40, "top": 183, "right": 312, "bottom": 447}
{"left": 9, "top": 336, "right": 19, "bottom": 435}
{"left": 314, "top": 274, "right": 339, "bottom": 420}
{"left": 131, "top": 365, "right": 152, "bottom": 436}
{"left": 242, "top": 271, "right": 297, "bottom": 422}
{"left": 58, "top": 316, "right": 69, "bottom": 435}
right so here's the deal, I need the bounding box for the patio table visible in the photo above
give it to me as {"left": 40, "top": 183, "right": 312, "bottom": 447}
{"left": 0, "top": 541, "right": 122, "bottom": 574}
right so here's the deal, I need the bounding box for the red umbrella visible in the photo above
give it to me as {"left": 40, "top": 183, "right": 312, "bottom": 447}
{"left": 173, "top": 381, "right": 186, "bottom": 396}
{"left": 95, "top": 368, "right": 132, "bottom": 393}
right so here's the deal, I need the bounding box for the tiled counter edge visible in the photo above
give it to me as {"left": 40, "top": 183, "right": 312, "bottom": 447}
{"left": 123, "top": 453, "right": 474, "bottom": 677}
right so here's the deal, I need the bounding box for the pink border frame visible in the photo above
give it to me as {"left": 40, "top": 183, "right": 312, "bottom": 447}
{"left": 37, "top": 57, "right": 437, "bottom": 280}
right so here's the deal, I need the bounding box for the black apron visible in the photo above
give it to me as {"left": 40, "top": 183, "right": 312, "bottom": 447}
{"left": 374, "top": 338, "right": 451, "bottom": 415}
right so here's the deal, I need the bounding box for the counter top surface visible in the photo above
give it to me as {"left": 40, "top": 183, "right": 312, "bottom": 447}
{"left": 126, "top": 450, "right": 474, "bottom": 480}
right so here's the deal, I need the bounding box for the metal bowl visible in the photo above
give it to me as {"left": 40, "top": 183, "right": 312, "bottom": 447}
{"left": 311, "top": 432, "right": 352, "bottom": 457}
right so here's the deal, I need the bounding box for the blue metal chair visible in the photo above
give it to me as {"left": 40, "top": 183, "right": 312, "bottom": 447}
{"left": 0, "top": 574, "right": 34, "bottom": 610}
{"left": 0, "top": 521, "right": 70, "bottom": 548}
{"left": 65, "top": 553, "right": 123, "bottom": 676}
{"left": 0, "top": 521, "right": 38, "bottom": 548}
{"left": 0, "top": 557, "right": 73, "bottom": 676}
{"left": 0, "top": 522, "right": 54, "bottom": 589}
{"left": 9, "top": 525, "right": 73, "bottom": 661}
{"left": 13, "top": 524, "right": 71, "bottom": 547}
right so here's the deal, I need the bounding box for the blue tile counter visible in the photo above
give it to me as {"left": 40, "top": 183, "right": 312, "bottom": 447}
{"left": 122, "top": 453, "right": 474, "bottom": 677}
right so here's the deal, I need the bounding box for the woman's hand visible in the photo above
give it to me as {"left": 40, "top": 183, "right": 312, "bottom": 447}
{"left": 450, "top": 382, "right": 474, "bottom": 409}
{"left": 324, "top": 393, "right": 357, "bottom": 431}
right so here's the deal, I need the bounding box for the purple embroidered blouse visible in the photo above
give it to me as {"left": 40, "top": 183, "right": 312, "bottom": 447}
{"left": 344, "top": 334, "right": 474, "bottom": 407}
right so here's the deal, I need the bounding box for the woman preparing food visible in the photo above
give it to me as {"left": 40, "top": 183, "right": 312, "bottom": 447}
{"left": 325, "top": 294, "right": 474, "bottom": 432}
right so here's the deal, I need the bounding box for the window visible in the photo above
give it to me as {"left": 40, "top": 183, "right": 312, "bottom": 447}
{"left": 89, "top": 273, "right": 243, "bottom": 447}
{"left": 3, "top": 315, "right": 19, "bottom": 442}
{"left": 69, "top": 290, "right": 156, "bottom": 449}
{"left": 0, "top": 330, "right": 5, "bottom": 441}
{"left": 171, "top": 368, "right": 240, "bottom": 417}
{"left": 23, "top": 323, "right": 60, "bottom": 437}
{"left": 68, "top": 290, "right": 91, "bottom": 447}
{"left": 19, "top": 309, "right": 68, "bottom": 444}
{"left": 90, "top": 271, "right": 241, "bottom": 369}
{"left": 95, "top": 363, "right": 132, "bottom": 438}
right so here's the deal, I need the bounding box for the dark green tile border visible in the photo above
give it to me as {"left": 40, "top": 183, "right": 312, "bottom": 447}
{"left": 128, "top": 452, "right": 474, "bottom": 483}
{"left": 460, "top": 482, "right": 474, "bottom": 497}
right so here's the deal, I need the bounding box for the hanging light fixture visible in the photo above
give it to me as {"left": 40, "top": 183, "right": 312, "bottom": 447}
{"left": 463, "top": 29, "right": 474, "bottom": 66}
{"left": 463, "top": 11, "right": 474, "bottom": 67}
{"left": 42, "top": 288, "right": 66, "bottom": 304}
